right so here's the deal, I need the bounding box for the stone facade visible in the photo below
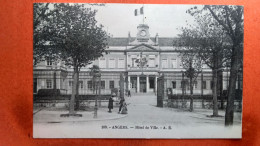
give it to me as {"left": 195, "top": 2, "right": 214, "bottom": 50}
{"left": 33, "top": 24, "right": 235, "bottom": 96}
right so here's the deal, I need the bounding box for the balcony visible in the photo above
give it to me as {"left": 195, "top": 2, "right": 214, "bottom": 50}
{"left": 127, "top": 64, "right": 159, "bottom": 72}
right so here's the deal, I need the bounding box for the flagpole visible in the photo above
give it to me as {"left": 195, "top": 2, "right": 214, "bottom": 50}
{"left": 142, "top": 4, "right": 144, "bottom": 24}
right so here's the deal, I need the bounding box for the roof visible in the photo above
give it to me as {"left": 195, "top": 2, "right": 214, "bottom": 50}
{"left": 107, "top": 37, "right": 179, "bottom": 47}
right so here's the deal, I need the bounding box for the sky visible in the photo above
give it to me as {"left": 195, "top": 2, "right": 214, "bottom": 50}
{"left": 89, "top": 4, "right": 200, "bottom": 38}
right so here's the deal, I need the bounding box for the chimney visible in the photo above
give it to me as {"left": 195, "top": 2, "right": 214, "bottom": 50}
{"left": 155, "top": 33, "right": 159, "bottom": 45}
{"left": 128, "top": 31, "right": 131, "bottom": 44}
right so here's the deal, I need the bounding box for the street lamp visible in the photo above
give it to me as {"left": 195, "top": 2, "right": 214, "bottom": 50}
{"left": 93, "top": 72, "right": 101, "bottom": 119}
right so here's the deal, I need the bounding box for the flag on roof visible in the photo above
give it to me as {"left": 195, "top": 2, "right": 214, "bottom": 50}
{"left": 135, "top": 7, "right": 144, "bottom": 16}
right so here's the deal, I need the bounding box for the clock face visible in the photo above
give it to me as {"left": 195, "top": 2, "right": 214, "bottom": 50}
{"left": 140, "top": 30, "right": 146, "bottom": 37}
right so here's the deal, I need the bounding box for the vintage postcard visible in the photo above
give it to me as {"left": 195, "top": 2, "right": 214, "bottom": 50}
{"left": 33, "top": 3, "right": 243, "bottom": 138}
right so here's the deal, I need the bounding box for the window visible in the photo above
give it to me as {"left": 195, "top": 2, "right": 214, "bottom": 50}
{"left": 203, "top": 81, "right": 207, "bottom": 89}
{"left": 79, "top": 81, "right": 83, "bottom": 89}
{"left": 211, "top": 81, "right": 214, "bottom": 89}
{"left": 108, "top": 59, "right": 115, "bottom": 68}
{"left": 187, "top": 81, "right": 190, "bottom": 90}
{"left": 87, "top": 81, "right": 93, "bottom": 89}
{"left": 118, "top": 58, "right": 125, "bottom": 68}
{"left": 172, "top": 81, "right": 176, "bottom": 89}
{"left": 162, "top": 59, "right": 168, "bottom": 68}
{"left": 46, "top": 79, "right": 52, "bottom": 88}
{"left": 171, "top": 59, "right": 177, "bottom": 68}
{"left": 69, "top": 81, "right": 73, "bottom": 87}
{"left": 109, "top": 81, "right": 114, "bottom": 89}
{"left": 181, "top": 80, "right": 185, "bottom": 88}
{"left": 99, "top": 58, "right": 106, "bottom": 68}
{"left": 33, "top": 78, "right": 37, "bottom": 93}
{"left": 101, "top": 81, "right": 105, "bottom": 89}
{"left": 132, "top": 58, "right": 137, "bottom": 67}
{"left": 149, "top": 58, "right": 155, "bottom": 67}
{"left": 194, "top": 81, "right": 198, "bottom": 89}
{"left": 46, "top": 57, "right": 53, "bottom": 66}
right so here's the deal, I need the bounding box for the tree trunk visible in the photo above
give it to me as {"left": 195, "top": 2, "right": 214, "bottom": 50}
{"left": 181, "top": 72, "right": 185, "bottom": 108}
{"left": 201, "top": 72, "right": 204, "bottom": 108}
{"left": 53, "top": 69, "right": 57, "bottom": 101}
{"left": 225, "top": 44, "right": 241, "bottom": 126}
{"left": 217, "top": 70, "right": 224, "bottom": 110}
{"left": 212, "top": 69, "right": 219, "bottom": 116}
{"left": 75, "top": 71, "right": 80, "bottom": 111}
{"left": 120, "top": 73, "right": 124, "bottom": 100}
{"left": 69, "top": 69, "right": 78, "bottom": 114}
{"left": 190, "top": 77, "right": 193, "bottom": 112}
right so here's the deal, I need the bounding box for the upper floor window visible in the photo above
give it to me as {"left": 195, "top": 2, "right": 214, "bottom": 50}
{"left": 99, "top": 58, "right": 106, "bottom": 68}
{"left": 108, "top": 59, "right": 115, "bottom": 68}
{"left": 118, "top": 58, "right": 125, "bottom": 68}
{"left": 46, "top": 79, "right": 52, "bottom": 89}
{"left": 162, "top": 59, "right": 168, "bottom": 68}
{"left": 149, "top": 58, "right": 155, "bottom": 67}
{"left": 46, "top": 57, "right": 53, "bottom": 66}
{"left": 132, "top": 58, "right": 137, "bottom": 67}
{"left": 171, "top": 59, "right": 177, "bottom": 68}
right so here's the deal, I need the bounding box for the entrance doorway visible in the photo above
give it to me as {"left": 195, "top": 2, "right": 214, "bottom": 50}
{"left": 149, "top": 77, "right": 155, "bottom": 92}
{"left": 140, "top": 77, "right": 146, "bottom": 93}
{"left": 130, "top": 77, "right": 137, "bottom": 93}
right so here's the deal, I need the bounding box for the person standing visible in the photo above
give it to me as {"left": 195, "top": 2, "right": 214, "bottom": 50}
{"left": 128, "top": 90, "right": 131, "bottom": 97}
{"left": 118, "top": 99, "right": 124, "bottom": 114}
{"left": 108, "top": 96, "right": 114, "bottom": 113}
{"left": 120, "top": 101, "right": 128, "bottom": 114}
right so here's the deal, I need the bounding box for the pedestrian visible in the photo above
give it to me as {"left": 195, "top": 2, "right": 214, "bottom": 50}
{"left": 120, "top": 101, "right": 128, "bottom": 114}
{"left": 128, "top": 90, "right": 131, "bottom": 97}
{"left": 108, "top": 96, "right": 114, "bottom": 113}
{"left": 118, "top": 99, "right": 124, "bottom": 114}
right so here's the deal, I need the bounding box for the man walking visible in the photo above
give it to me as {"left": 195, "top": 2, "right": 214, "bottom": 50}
{"left": 128, "top": 90, "right": 131, "bottom": 97}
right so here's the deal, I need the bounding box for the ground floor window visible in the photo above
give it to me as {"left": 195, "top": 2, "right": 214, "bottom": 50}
{"left": 33, "top": 78, "right": 37, "bottom": 93}
{"left": 210, "top": 80, "right": 214, "bottom": 89}
{"left": 194, "top": 81, "right": 197, "bottom": 89}
{"left": 181, "top": 80, "right": 185, "bottom": 89}
{"left": 69, "top": 81, "right": 73, "bottom": 87}
{"left": 172, "top": 81, "right": 176, "bottom": 89}
{"left": 101, "top": 81, "right": 105, "bottom": 89}
{"left": 79, "top": 81, "right": 83, "bottom": 89}
{"left": 203, "top": 81, "right": 207, "bottom": 89}
{"left": 88, "top": 81, "right": 93, "bottom": 89}
{"left": 46, "top": 79, "right": 52, "bottom": 89}
{"left": 109, "top": 81, "right": 114, "bottom": 89}
{"left": 186, "top": 81, "right": 190, "bottom": 90}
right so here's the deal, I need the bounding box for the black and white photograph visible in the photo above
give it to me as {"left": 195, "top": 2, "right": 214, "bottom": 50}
{"left": 33, "top": 3, "right": 243, "bottom": 138}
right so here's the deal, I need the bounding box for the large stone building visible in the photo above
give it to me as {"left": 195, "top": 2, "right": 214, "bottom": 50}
{"left": 33, "top": 24, "right": 233, "bottom": 96}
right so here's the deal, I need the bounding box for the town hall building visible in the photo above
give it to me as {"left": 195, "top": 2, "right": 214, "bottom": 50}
{"left": 33, "top": 24, "right": 232, "bottom": 97}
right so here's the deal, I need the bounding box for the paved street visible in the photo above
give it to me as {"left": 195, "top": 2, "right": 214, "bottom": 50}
{"left": 33, "top": 93, "right": 242, "bottom": 138}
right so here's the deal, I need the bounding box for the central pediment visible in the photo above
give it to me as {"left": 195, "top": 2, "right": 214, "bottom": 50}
{"left": 127, "top": 44, "right": 158, "bottom": 52}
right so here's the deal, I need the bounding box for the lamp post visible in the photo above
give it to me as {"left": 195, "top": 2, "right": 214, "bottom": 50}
{"left": 93, "top": 72, "right": 101, "bottom": 119}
